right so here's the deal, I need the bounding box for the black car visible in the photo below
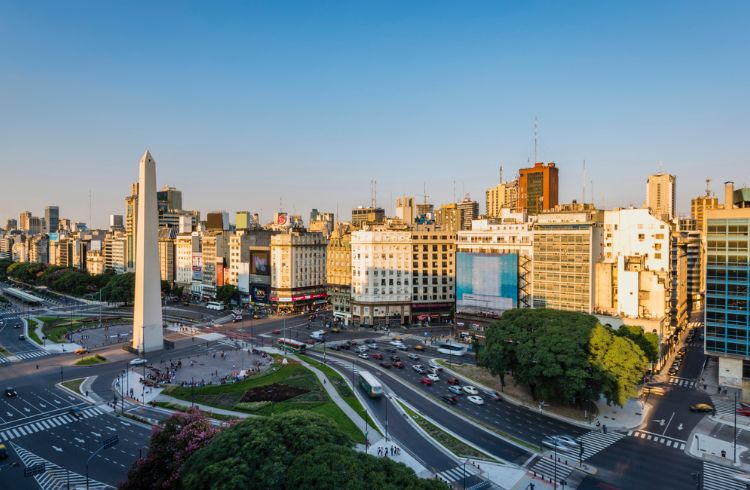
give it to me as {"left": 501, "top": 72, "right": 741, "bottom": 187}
{"left": 4, "top": 388, "right": 17, "bottom": 398}
{"left": 385, "top": 348, "right": 397, "bottom": 353}
{"left": 69, "top": 407, "right": 83, "bottom": 419}
{"left": 441, "top": 395, "right": 458, "bottom": 405}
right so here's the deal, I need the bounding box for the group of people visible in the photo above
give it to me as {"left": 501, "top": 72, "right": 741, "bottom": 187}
{"left": 377, "top": 445, "right": 401, "bottom": 457}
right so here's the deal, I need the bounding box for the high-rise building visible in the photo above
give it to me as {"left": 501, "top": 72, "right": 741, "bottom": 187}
{"left": 410, "top": 225, "right": 456, "bottom": 323}
{"left": 201, "top": 231, "right": 229, "bottom": 299}
{"left": 691, "top": 194, "right": 720, "bottom": 233}
{"left": 158, "top": 227, "right": 176, "bottom": 284}
{"left": 518, "top": 162, "right": 559, "bottom": 215}
{"left": 109, "top": 214, "right": 124, "bottom": 230}
{"left": 704, "top": 182, "right": 750, "bottom": 397}
{"left": 125, "top": 183, "right": 138, "bottom": 271}
{"left": 533, "top": 204, "right": 603, "bottom": 312}
{"left": 486, "top": 180, "right": 519, "bottom": 218}
{"left": 326, "top": 223, "right": 353, "bottom": 324}
{"left": 457, "top": 195, "right": 479, "bottom": 230}
{"left": 44, "top": 206, "right": 59, "bottom": 234}
{"left": 206, "top": 211, "right": 229, "bottom": 231}
{"left": 175, "top": 232, "right": 201, "bottom": 290}
{"left": 28, "top": 217, "right": 42, "bottom": 235}
{"left": 395, "top": 196, "right": 415, "bottom": 225}
{"left": 157, "top": 186, "right": 182, "bottom": 214}
{"left": 351, "top": 206, "right": 385, "bottom": 227}
{"left": 435, "top": 203, "right": 461, "bottom": 232}
{"left": 646, "top": 173, "right": 676, "bottom": 221}
{"left": 5, "top": 219, "right": 17, "bottom": 231}
{"left": 19, "top": 211, "right": 32, "bottom": 232}
{"left": 236, "top": 211, "right": 253, "bottom": 230}
{"left": 270, "top": 229, "right": 327, "bottom": 312}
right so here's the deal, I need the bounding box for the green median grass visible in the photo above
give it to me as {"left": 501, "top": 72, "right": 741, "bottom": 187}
{"left": 27, "top": 318, "right": 43, "bottom": 344}
{"left": 163, "top": 360, "right": 366, "bottom": 444}
{"left": 298, "top": 354, "right": 381, "bottom": 436}
{"left": 75, "top": 354, "right": 107, "bottom": 366}
{"left": 0, "top": 345, "right": 11, "bottom": 356}
{"left": 61, "top": 378, "right": 85, "bottom": 394}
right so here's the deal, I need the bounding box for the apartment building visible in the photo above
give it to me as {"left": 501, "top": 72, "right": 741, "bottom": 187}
{"left": 327, "top": 223, "right": 353, "bottom": 324}
{"left": 518, "top": 162, "right": 559, "bottom": 215}
{"left": 228, "top": 229, "right": 274, "bottom": 304}
{"left": 201, "top": 231, "right": 229, "bottom": 299}
{"left": 646, "top": 173, "right": 676, "bottom": 222}
{"left": 270, "top": 229, "right": 327, "bottom": 312}
{"left": 410, "top": 225, "right": 456, "bottom": 324}
{"left": 486, "top": 180, "right": 519, "bottom": 219}
{"left": 533, "top": 204, "right": 603, "bottom": 312}
{"left": 158, "top": 228, "right": 176, "bottom": 284}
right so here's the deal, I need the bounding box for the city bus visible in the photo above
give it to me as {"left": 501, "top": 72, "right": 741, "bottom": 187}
{"left": 437, "top": 341, "right": 467, "bottom": 357}
{"left": 277, "top": 338, "right": 307, "bottom": 353}
{"left": 206, "top": 301, "right": 226, "bottom": 311}
{"left": 358, "top": 371, "right": 384, "bottom": 398}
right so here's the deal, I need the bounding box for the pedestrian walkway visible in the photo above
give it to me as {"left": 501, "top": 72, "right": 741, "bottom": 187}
{"left": 702, "top": 461, "right": 745, "bottom": 490}
{"left": 529, "top": 454, "right": 577, "bottom": 484}
{"left": 10, "top": 441, "right": 112, "bottom": 490}
{"left": 668, "top": 376, "right": 696, "bottom": 388}
{"left": 710, "top": 395, "right": 736, "bottom": 416}
{"left": 0, "top": 355, "right": 9, "bottom": 364}
{"left": 0, "top": 405, "right": 104, "bottom": 441}
{"left": 436, "top": 464, "right": 478, "bottom": 484}
{"left": 627, "top": 429, "right": 686, "bottom": 450}
{"left": 14, "top": 349, "right": 52, "bottom": 360}
{"left": 578, "top": 430, "right": 626, "bottom": 459}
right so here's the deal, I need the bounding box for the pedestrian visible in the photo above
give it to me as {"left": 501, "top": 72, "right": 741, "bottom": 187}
{"left": 378, "top": 447, "right": 382, "bottom": 456}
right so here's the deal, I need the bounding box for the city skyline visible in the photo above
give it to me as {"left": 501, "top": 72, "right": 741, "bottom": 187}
{"left": 2, "top": 2, "right": 749, "bottom": 226}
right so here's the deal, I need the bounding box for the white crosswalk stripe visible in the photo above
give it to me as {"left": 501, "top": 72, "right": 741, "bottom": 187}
{"left": 702, "top": 461, "right": 745, "bottom": 490}
{"left": 668, "top": 376, "right": 696, "bottom": 388}
{"left": 10, "top": 441, "right": 112, "bottom": 490}
{"left": 13, "top": 349, "right": 52, "bottom": 360}
{"left": 627, "top": 430, "right": 686, "bottom": 450}
{"left": 710, "top": 395, "right": 736, "bottom": 416}
{"left": 0, "top": 355, "right": 9, "bottom": 364}
{"left": 436, "top": 465, "right": 477, "bottom": 483}
{"left": 530, "top": 454, "right": 576, "bottom": 483}
{"left": 578, "top": 431, "right": 625, "bottom": 459}
{"left": 0, "top": 406, "right": 104, "bottom": 441}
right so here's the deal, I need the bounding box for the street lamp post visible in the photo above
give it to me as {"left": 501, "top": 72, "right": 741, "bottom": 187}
{"left": 734, "top": 391, "right": 738, "bottom": 463}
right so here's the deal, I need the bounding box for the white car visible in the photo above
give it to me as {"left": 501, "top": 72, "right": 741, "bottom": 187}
{"left": 463, "top": 385, "right": 479, "bottom": 395}
{"left": 467, "top": 395, "right": 484, "bottom": 405}
{"left": 358, "top": 353, "right": 369, "bottom": 360}
{"left": 129, "top": 358, "right": 147, "bottom": 366}
{"left": 427, "top": 373, "right": 440, "bottom": 382}
{"left": 554, "top": 435, "right": 581, "bottom": 448}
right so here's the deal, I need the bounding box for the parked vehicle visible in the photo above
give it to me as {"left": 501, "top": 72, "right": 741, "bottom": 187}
{"left": 441, "top": 395, "right": 458, "bottom": 405}
{"left": 467, "top": 395, "right": 484, "bottom": 405}
{"left": 447, "top": 377, "right": 460, "bottom": 385}
{"left": 448, "top": 385, "right": 463, "bottom": 395}
{"left": 420, "top": 377, "right": 433, "bottom": 386}
{"left": 371, "top": 353, "right": 384, "bottom": 360}
{"left": 463, "top": 385, "right": 479, "bottom": 395}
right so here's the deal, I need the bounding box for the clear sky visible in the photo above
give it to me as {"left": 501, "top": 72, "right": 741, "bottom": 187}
{"left": 1, "top": 1, "right": 748, "bottom": 228}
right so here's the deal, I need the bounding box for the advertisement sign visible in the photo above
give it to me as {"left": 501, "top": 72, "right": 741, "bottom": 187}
{"left": 456, "top": 252, "right": 518, "bottom": 315}
{"left": 251, "top": 285, "right": 269, "bottom": 303}
{"left": 250, "top": 250, "right": 270, "bottom": 275}
{"left": 192, "top": 253, "right": 203, "bottom": 281}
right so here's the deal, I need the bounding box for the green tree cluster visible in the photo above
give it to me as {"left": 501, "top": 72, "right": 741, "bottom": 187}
{"left": 480, "top": 309, "right": 648, "bottom": 407}
{"left": 100, "top": 273, "right": 135, "bottom": 304}
{"left": 615, "top": 324, "right": 659, "bottom": 363}
{"left": 215, "top": 284, "right": 239, "bottom": 305}
{"left": 0, "top": 258, "right": 13, "bottom": 279}
{"left": 5, "top": 261, "right": 133, "bottom": 301}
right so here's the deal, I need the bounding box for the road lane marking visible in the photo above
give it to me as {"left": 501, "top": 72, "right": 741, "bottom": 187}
{"left": 52, "top": 445, "right": 62, "bottom": 452}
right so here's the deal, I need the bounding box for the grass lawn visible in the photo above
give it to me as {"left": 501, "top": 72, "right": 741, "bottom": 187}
{"left": 0, "top": 345, "right": 10, "bottom": 356}
{"left": 397, "top": 400, "right": 488, "bottom": 459}
{"left": 75, "top": 354, "right": 108, "bottom": 366}
{"left": 153, "top": 401, "right": 240, "bottom": 422}
{"left": 38, "top": 316, "right": 89, "bottom": 343}
{"left": 298, "top": 354, "right": 381, "bottom": 435}
{"left": 164, "top": 361, "right": 366, "bottom": 443}
{"left": 61, "top": 378, "right": 85, "bottom": 394}
{"left": 27, "top": 318, "right": 43, "bottom": 344}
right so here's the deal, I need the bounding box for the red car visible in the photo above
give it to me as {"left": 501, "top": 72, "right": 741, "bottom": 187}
{"left": 371, "top": 353, "right": 384, "bottom": 360}
{"left": 393, "top": 361, "right": 405, "bottom": 369}
{"left": 304, "top": 338, "right": 316, "bottom": 345}
{"left": 420, "top": 377, "right": 433, "bottom": 386}
{"left": 736, "top": 408, "right": 750, "bottom": 417}
{"left": 272, "top": 329, "right": 281, "bottom": 335}
{"left": 379, "top": 361, "right": 392, "bottom": 369}
{"left": 447, "top": 377, "right": 460, "bottom": 385}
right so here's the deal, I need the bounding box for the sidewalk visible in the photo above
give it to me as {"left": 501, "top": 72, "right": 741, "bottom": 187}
{"left": 436, "top": 359, "right": 648, "bottom": 431}
{"left": 25, "top": 316, "right": 82, "bottom": 353}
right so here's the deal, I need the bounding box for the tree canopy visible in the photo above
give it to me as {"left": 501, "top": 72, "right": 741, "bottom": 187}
{"left": 215, "top": 284, "right": 239, "bottom": 305}
{"left": 480, "top": 309, "right": 649, "bottom": 407}
{"left": 100, "top": 273, "right": 135, "bottom": 304}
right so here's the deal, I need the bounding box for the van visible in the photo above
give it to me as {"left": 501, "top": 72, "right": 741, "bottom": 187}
{"left": 310, "top": 330, "right": 326, "bottom": 341}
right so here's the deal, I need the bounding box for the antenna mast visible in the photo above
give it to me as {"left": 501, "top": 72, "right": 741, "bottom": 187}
{"left": 582, "top": 161, "right": 586, "bottom": 203}
{"left": 533, "top": 117, "right": 538, "bottom": 163}
{"left": 705, "top": 178, "right": 712, "bottom": 197}
{"left": 499, "top": 164, "right": 503, "bottom": 184}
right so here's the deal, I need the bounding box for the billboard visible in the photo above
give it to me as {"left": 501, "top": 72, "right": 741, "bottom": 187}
{"left": 456, "top": 252, "right": 518, "bottom": 315}
{"left": 251, "top": 250, "right": 270, "bottom": 275}
{"left": 192, "top": 253, "right": 203, "bottom": 282}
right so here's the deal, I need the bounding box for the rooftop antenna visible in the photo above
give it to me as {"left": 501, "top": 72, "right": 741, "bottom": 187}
{"left": 499, "top": 164, "right": 503, "bottom": 184}
{"left": 88, "top": 189, "right": 92, "bottom": 229}
{"left": 370, "top": 179, "right": 377, "bottom": 208}
{"left": 705, "top": 178, "right": 712, "bottom": 197}
{"left": 423, "top": 182, "right": 429, "bottom": 205}
{"left": 279, "top": 197, "right": 283, "bottom": 213}
{"left": 591, "top": 180, "right": 595, "bottom": 207}
{"left": 582, "top": 161, "right": 586, "bottom": 203}
{"left": 452, "top": 180, "right": 456, "bottom": 203}
{"left": 533, "top": 117, "right": 538, "bottom": 163}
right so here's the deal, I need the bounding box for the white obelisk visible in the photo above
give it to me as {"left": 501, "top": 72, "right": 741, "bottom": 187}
{"left": 132, "top": 150, "right": 164, "bottom": 353}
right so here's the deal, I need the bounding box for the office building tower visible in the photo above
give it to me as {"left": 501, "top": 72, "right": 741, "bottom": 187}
{"left": 29, "top": 217, "right": 42, "bottom": 235}
{"left": 435, "top": 203, "right": 461, "bottom": 232}
{"left": 125, "top": 183, "right": 139, "bottom": 271}
{"left": 704, "top": 181, "right": 750, "bottom": 397}
{"left": 410, "top": 225, "right": 456, "bottom": 323}
{"left": 270, "top": 229, "right": 327, "bottom": 312}
{"left": 236, "top": 211, "right": 253, "bottom": 230}
{"left": 206, "top": 211, "right": 229, "bottom": 231}
{"left": 5, "top": 219, "right": 17, "bottom": 231}
{"left": 395, "top": 196, "right": 415, "bottom": 225}
{"left": 351, "top": 206, "right": 385, "bottom": 227}
{"left": 19, "top": 211, "right": 32, "bottom": 232}
{"left": 157, "top": 186, "right": 182, "bottom": 214}
{"left": 518, "top": 162, "right": 559, "bottom": 215}
{"left": 110, "top": 214, "right": 124, "bottom": 230}
{"left": 327, "top": 224, "right": 353, "bottom": 324}
{"left": 646, "top": 173, "right": 676, "bottom": 221}
{"left": 44, "top": 206, "right": 59, "bottom": 234}
{"left": 457, "top": 195, "right": 479, "bottom": 230}
{"left": 486, "top": 180, "right": 518, "bottom": 218}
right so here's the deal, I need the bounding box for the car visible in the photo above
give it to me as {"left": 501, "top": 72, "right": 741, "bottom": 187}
{"left": 358, "top": 353, "right": 369, "bottom": 360}
{"left": 305, "top": 339, "right": 316, "bottom": 345}
{"left": 0, "top": 442, "right": 7, "bottom": 459}
{"left": 365, "top": 339, "right": 377, "bottom": 345}
{"left": 339, "top": 343, "right": 351, "bottom": 350}
{"left": 420, "top": 377, "right": 433, "bottom": 386}
{"left": 74, "top": 348, "right": 90, "bottom": 355}
{"left": 414, "top": 344, "right": 425, "bottom": 351}
{"left": 427, "top": 373, "right": 440, "bottom": 382}
{"left": 429, "top": 364, "right": 443, "bottom": 372}
{"left": 463, "top": 385, "right": 479, "bottom": 395}
{"left": 412, "top": 364, "right": 425, "bottom": 372}
{"left": 542, "top": 437, "right": 571, "bottom": 451}
{"left": 448, "top": 385, "right": 464, "bottom": 395}
{"left": 393, "top": 336, "right": 402, "bottom": 341}
{"left": 441, "top": 395, "right": 459, "bottom": 405}
{"left": 129, "top": 358, "right": 147, "bottom": 366}
{"left": 397, "top": 344, "right": 409, "bottom": 351}
{"left": 393, "top": 361, "right": 405, "bottom": 369}
{"left": 467, "top": 395, "right": 484, "bottom": 405}
{"left": 737, "top": 408, "right": 750, "bottom": 417}
{"left": 4, "top": 388, "right": 17, "bottom": 398}
{"left": 690, "top": 403, "right": 715, "bottom": 413}
{"left": 371, "top": 353, "right": 384, "bottom": 360}
{"left": 379, "top": 361, "right": 392, "bottom": 369}
{"left": 390, "top": 355, "right": 401, "bottom": 362}
{"left": 385, "top": 347, "right": 397, "bottom": 354}
{"left": 408, "top": 353, "right": 420, "bottom": 361}
{"left": 330, "top": 327, "right": 340, "bottom": 333}
{"left": 388, "top": 340, "right": 402, "bottom": 347}
{"left": 551, "top": 435, "right": 580, "bottom": 448}
{"left": 18, "top": 334, "right": 25, "bottom": 340}
{"left": 447, "top": 377, "right": 460, "bottom": 385}
{"left": 272, "top": 329, "right": 281, "bottom": 335}
{"left": 484, "top": 390, "right": 502, "bottom": 401}
{"left": 427, "top": 367, "right": 440, "bottom": 376}
{"left": 668, "top": 367, "right": 679, "bottom": 375}
{"left": 69, "top": 407, "right": 83, "bottom": 419}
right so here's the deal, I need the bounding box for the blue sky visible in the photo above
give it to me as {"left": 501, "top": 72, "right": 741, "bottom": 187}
{"left": 1, "top": 1, "right": 748, "bottom": 227}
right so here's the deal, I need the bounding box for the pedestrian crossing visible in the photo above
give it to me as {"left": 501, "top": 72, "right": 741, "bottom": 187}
{"left": 702, "top": 461, "right": 746, "bottom": 490}
{"left": 667, "top": 376, "right": 696, "bottom": 388}
{"left": 710, "top": 395, "right": 735, "bottom": 416}
{"left": 10, "top": 441, "right": 112, "bottom": 490}
{"left": 530, "top": 431, "right": 625, "bottom": 482}
{"left": 14, "top": 349, "right": 52, "bottom": 360}
{"left": 436, "top": 465, "right": 477, "bottom": 483}
{"left": 530, "top": 453, "right": 576, "bottom": 484}
{"left": 0, "top": 405, "right": 104, "bottom": 442}
{"left": 627, "top": 430, "right": 686, "bottom": 450}
{"left": 578, "top": 430, "right": 626, "bottom": 459}
{"left": 0, "top": 355, "right": 9, "bottom": 364}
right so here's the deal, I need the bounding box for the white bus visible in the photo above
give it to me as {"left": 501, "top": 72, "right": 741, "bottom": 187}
{"left": 358, "top": 371, "right": 384, "bottom": 398}
{"left": 437, "top": 341, "right": 467, "bottom": 357}
{"left": 206, "top": 301, "right": 225, "bottom": 311}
